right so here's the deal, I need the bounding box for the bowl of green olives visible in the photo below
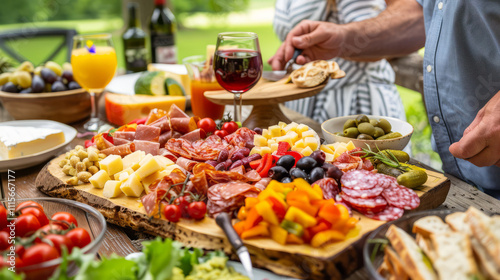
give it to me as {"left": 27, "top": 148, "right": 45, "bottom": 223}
{"left": 321, "top": 114, "right": 413, "bottom": 150}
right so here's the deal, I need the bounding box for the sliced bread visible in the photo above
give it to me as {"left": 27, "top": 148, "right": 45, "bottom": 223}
{"left": 416, "top": 233, "right": 436, "bottom": 262}
{"left": 413, "top": 216, "right": 451, "bottom": 238}
{"left": 465, "top": 207, "right": 500, "bottom": 268}
{"left": 385, "top": 246, "right": 410, "bottom": 280}
{"left": 445, "top": 212, "right": 470, "bottom": 235}
{"left": 470, "top": 237, "right": 500, "bottom": 280}
{"left": 386, "top": 225, "right": 438, "bottom": 280}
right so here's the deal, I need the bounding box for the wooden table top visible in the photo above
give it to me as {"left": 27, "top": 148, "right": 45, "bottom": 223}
{"left": 1, "top": 100, "right": 499, "bottom": 280}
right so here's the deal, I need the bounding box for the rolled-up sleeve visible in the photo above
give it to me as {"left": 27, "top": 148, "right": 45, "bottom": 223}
{"left": 273, "top": 0, "right": 327, "bottom": 41}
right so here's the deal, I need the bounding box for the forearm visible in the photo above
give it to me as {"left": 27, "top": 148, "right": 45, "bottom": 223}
{"left": 339, "top": 0, "right": 426, "bottom": 60}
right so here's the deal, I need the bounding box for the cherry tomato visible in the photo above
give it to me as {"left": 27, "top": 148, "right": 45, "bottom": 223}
{"left": 222, "top": 121, "right": 239, "bottom": 134}
{"left": 0, "top": 255, "right": 24, "bottom": 269}
{"left": 51, "top": 212, "right": 78, "bottom": 229}
{"left": 197, "top": 118, "right": 216, "bottom": 134}
{"left": 15, "top": 214, "right": 41, "bottom": 237}
{"left": 19, "top": 207, "right": 49, "bottom": 227}
{"left": 0, "top": 231, "right": 9, "bottom": 251}
{"left": 0, "top": 205, "right": 7, "bottom": 230}
{"left": 44, "top": 234, "right": 74, "bottom": 255}
{"left": 66, "top": 228, "right": 91, "bottom": 249}
{"left": 163, "top": 204, "right": 181, "bottom": 223}
{"left": 16, "top": 201, "right": 44, "bottom": 212}
{"left": 174, "top": 195, "right": 192, "bottom": 217}
{"left": 187, "top": 202, "right": 207, "bottom": 220}
{"left": 214, "top": 129, "right": 229, "bottom": 138}
{"left": 15, "top": 244, "right": 25, "bottom": 258}
{"left": 22, "top": 243, "right": 59, "bottom": 266}
{"left": 39, "top": 223, "right": 64, "bottom": 235}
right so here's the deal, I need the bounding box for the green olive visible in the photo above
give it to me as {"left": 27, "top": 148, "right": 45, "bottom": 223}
{"left": 357, "top": 133, "right": 374, "bottom": 140}
{"left": 343, "top": 119, "right": 357, "bottom": 130}
{"left": 355, "top": 115, "right": 370, "bottom": 126}
{"left": 369, "top": 119, "right": 379, "bottom": 127}
{"left": 343, "top": 127, "right": 360, "bottom": 138}
{"left": 334, "top": 132, "right": 345, "bottom": 137}
{"left": 358, "top": 122, "right": 376, "bottom": 137}
{"left": 373, "top": 127, "right": 385, "bottom": 138}
{"left": 376, "top": 132, "right": 402, "bottom": 140}
{"left": 377, "top": 118, "right": 392, "bottom": 133}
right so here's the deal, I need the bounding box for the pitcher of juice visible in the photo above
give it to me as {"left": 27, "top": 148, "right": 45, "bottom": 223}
{"left": 183, "top": 55, "right": 225, "bottom": 120}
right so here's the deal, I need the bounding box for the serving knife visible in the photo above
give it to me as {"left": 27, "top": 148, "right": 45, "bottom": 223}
{"left": 215, "top": 212, "right": 254, "bottom": 280}
{"left": 262, "top": 48, "right": 303, "bottom": 82}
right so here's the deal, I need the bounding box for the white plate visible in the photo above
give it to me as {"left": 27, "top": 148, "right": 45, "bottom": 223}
{"left": 0, "top": 120, "right": 77, "bottom": 172}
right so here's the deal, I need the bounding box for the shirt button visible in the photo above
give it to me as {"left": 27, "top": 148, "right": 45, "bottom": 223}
{"left": 433, "top": 116, "right": 440, "bottom": 123}
{"left": 438, "top": 2, "right": 444, "bottom": 9}
{"left": 427, "top": 65, "right": 432, "bottom": 72}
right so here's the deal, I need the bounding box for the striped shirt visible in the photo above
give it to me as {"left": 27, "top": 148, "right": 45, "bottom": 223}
{"left": 274, "top": 0, "right": 406, "bottom": 124}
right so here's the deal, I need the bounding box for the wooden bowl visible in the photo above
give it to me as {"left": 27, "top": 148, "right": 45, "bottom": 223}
{"left": 0, "top": 89, "right": 90, "bottom": 124}
{"left": 322, "top": 115, "right": 413, "bottom": 150}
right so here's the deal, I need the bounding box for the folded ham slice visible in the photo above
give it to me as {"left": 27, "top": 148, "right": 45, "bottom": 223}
{"left": 101, "top": 143, "right": 134, "bottom": 157}
{"left": 180, "top": 128, "right": 203, "bottom": 142}
{"left": 113, "top": 138, "right": 130, "bottom": 146}
{"left": 168, "top": 104, "right": 189, "bottom": 119}
{"left": 114, "top": 131, "right": 135, "bottom": 141}
{"left": 135, "top": 124, "right": 161, "bottom": 142}
{"left": 176, "top": 157, "right": 198, "bottom": 172}
{"left": 133, "top": 140, "right": 160, "bottom": 156}
{"left": 207, "top": 182, "right": 262, "bottom": 217}
{"left": 150, "top": 116, "right": 171, "bottom": 133}
{"left": 159, "top": 148, "right": 178, "bottom": 162}
{"left": 170, "top": 117, "right": 197, "bottom": 134}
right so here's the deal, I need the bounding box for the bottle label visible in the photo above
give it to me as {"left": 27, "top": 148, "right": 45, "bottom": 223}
{"left": 152, "top": 34, "right": 177, "bottom": 64}
{"left": 125, "top": 47, "right": 148, "bottom": 70}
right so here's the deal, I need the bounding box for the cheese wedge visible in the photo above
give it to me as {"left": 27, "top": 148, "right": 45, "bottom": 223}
{"left": 0, "top": 126, "right": 65, "bottom": 159}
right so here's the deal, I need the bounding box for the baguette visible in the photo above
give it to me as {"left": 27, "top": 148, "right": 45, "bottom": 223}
{"left": 465, "top": 207, "right": 500, "bottom": 268}
{"left": 430, "top": 232, "right": 479, "bottom": 280}
{"left": 470, "top": 238, "right": 500, "bottom": 280}
{"left": 386, "top": 225, "right": 438, "bottom": 280}
{"left": 413, "top": 216, "right": 451, "bottom": 238}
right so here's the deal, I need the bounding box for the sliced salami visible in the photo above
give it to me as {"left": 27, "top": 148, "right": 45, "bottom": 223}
{"left": 341, "top": 169, "right": 379, "bottom": 190}
{"left": 363, "top": 206, "right": 404, "bottom": 221}
{"left": 341, "top": 185, "right": 384, "bottom": 199}
{"left": 382, "top": 182, "right": 420, "bottom": 210}
{"left": 340, "top": 193, "right": 387, "bottom": 213}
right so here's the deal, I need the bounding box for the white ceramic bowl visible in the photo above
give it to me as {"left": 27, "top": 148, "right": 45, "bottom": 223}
{"left": 321, "top": 115, "right": 413, "bottom": 150}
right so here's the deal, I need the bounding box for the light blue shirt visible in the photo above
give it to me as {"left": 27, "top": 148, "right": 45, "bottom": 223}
{"left": 417, "top": 0, "right": 500, "bottom": 198}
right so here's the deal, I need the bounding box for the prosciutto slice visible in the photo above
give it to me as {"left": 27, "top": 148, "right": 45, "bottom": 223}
{"left": 207, "top": 182, "right": 262, "bottom": 217}
{"left": 135, "top": 125, "right": 161, "bottom": 142}
{"left": 101, "top": 143, "right": 134, "bottom": 157}
{"left": 133, "top": 140, "right": 160, "bottom": 155}
{"left": 141, "top": 169, "right": 187, "bottom": 216}
{"left": 114, "top": 131, "right": 135, "bottom": 141}
{"left": 165, "top": 138, "right": 220, "bottom": 161}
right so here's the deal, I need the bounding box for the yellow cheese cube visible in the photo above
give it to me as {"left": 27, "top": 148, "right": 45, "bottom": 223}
{"left": 118, "top": 172, "right": 130, "bottom": 182}
{"left": 270, "top": 143, "right": 279, "bottom": 153}
{"left": 291, "top": 146, "right": 303, "bottom": 153}
{"left": 249, "top": 147, "right": 261, "bottom": 156}
{"left": 286, "top": 131, "right": 299, "bottom": 144}
{"left": 326, "top": 144, "right": 337, "bottom": 152}
{"left": 304, "top": 137, "right": 319, "bottom": 151}
{"left": 269, "top": 125, "right": 281, "bottom": 138}
{"left": 275, "top": 135, "right": 293, "bottom": 146}
{"left": 103, "top": 180, "right": 123, "bottom": 198}
{"left": 89, "top": 170, "right": 111, "bottom": 189}
{"left": 113, "top": 167, "right": 135, "bottom": 180}
{"left": 123, "top": 151, "right": 146, "bottom": 170}
{"left": 142, "top": 170, "right": 169, "bottom": 190}
{"left": 293, "top": 139, "right": 306, "bottom": 149}
{"left": 325, "top": 152, "right": 334, "bottom": 163}
{"left": 260, "top": 146, "right": 272, "bottom": 155}
{"left": 278, "top": 121, "right": 287, "bottom": 129}
{"left": 301, "top": 130, "right": 316, "bottom": 138}
{"left": 262, "top": 129, "right": 271, "bottom": 139}
{"left": 253, "top": 135, "right": 268, "bottom": 147}
{"left": 346, "top": 141, "right": 356, "bottom": 151}
{"left": 154, "top": 155, "right": 174, "bottom": 168}
{"left": 282, "top": 122, "right": 299, "bottom": 134}
{"left": 163, "top": 164, "right": 179, "bottom": 176}
{"left": 301, "top": 146, "right": 313, "bottom": 157}
{"left": 120, "top": 173, "right": 144, "bottom": 197}
{"left": 267, "top": 139, "right": 276, "bottom": 146}
{"left": 320, "top": 145, "right": 334, "bottom": 154}
{"left": 135, "top": 157, "right": 162, "bottom": 179}
{"left": 296, "top": 124, "right": 309, "bottom": 133}
{"left": 138, "top": 154, "right": 154, "bottom": 166}
{"left": 99, "top": 155, "right": 123, "bottom": 176}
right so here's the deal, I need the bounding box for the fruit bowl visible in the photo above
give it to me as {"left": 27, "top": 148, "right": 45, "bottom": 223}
{"left": 363, "top": 209, "right": 455, "bottom": 280}
{"left": 1, "top": 197, "right": 107, "bottom": 280}
{"left": 0, "top": 89, "right": 90, "bottom": 124}
{"left": 321, "top": 115, "right": 413, "bottom": 150}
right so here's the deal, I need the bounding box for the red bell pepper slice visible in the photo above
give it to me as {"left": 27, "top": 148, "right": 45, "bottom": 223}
{"left": 276, "top": 141, "right": 291, "bottom": 156}
{"left": 256, "top": 154, "right": 268, "bottom": 173}
{"left": 258, "top": 153, "right": 274, "bottom": 178}
{"left": 284, "top": 151, "right": 303, "bottom": 167}
{"left": 267, "top": 196, "right": 286, "bottom": 220}
{"left": 249, "top": 159, "right": 262, "bottom": 169}
{"left": 128, "top": 117, "right": 147, "bottom": 125}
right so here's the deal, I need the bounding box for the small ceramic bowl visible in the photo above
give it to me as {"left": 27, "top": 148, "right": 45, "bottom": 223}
{"left": 321, "top": 115, "right": 413, "bottom": 150}
{"left": 0, "top": 89, "right": 90, "bottom": 124}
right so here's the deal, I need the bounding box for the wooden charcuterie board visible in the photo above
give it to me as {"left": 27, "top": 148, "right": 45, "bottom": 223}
{"left": 36, "top": 155, "right": 450, "bottom": 279}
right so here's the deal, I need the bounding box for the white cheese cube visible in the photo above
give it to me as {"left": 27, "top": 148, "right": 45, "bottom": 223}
{"left": 103, "top": 180, "right": 123, "bottom": 198}
{"left": 135, "top": 157, "right": 162, "bottom": 179}
{"left": 89, "top": 170, "right": 110, "bottom": 189}
{"left": 138, "top": 154, "right": 153, "bottom": 166}
{"left": 113, "top": 167, "right": 135, "bottom": 180}
{"left": 325, "top": 152, "right": 334, "bottom": 163}
{"left": 253, "top": 135, "right": 268, "bottom": 147}
{"left": 270, "top": 143, "right": 279, "bottom": 153}
{"left": 99, "top": 155, "right": 123, "bottom": 176}
{"left": 123, "top": 151, "right": 146, "bottom": 170}
{"left": 301, "top": 130, "right": 316, "bottom": 138}
{"left": 278, "top": 121, "right": 287, "bottom": 129}
{"left": 304, "top": 137, "right": 319, "bottom": 151}
{"left": 118, "top": 172, "right": 130, "bottom": 182}
{"left": 120, "top": 173, "right": 144, "bottom": 197}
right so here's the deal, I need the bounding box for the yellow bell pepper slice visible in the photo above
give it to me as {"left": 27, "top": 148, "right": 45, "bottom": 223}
{"left": 310, "top": 229, "right": 345, "bottom": 247}
{"left": 317, "top": 201, "right": 341, "bottom": 225}
{"left": 332, "top": 204, "right": 351, "bottom": 230}
{"left": 245, "top": 197, "right": 259, "bottom": 209}
{"left": 258, "top": 189, "right": 286, "bottom": 209}
{"left": 284, "top": 206, "right": 317, "bottom": 228}
{"left": 237, "top": 207, "right": 248, "bottom": 221}
{"left": 286, "top": 233, "right": 304, "bottom": 245}
{"left": 255, "top": 201, "right": 279, "bottom": 225}
{"left": 233, "top": 220, "right": 245, "bottom": 236}
{"left": 241, "top": 224, "right": 270, "bottom": 239}
{"left": 269, "top": 224, "right": 288, "bottom": 245}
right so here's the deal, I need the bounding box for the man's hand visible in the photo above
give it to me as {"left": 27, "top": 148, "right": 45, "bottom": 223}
{"left": 449, "top": 90, "right": 500, "bottom": 167}
{"left": 268, "top": 20, "right": 345, "bottom": 70}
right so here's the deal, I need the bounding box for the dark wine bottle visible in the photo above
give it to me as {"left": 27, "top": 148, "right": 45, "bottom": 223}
{"left": 122, "top": 2, "right": 148, "bottom": 73}
{"left": 149, "top": 0, "right": 177, "bottom": 64}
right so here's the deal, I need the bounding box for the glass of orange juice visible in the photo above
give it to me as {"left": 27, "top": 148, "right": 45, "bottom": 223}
{"left": 183, "top": 55, "right": 225, "bottom": 120}
{"left": 72, "top": 34, "right": 117, "bottom": 131}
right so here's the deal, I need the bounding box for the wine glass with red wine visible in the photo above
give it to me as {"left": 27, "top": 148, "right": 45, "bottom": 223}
{"left": 213, "top": 32, "right": 263, "bottom": 123}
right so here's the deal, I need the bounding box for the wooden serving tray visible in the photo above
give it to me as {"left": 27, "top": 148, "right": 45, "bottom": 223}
{"left": 36, "top": 155, "right": 450, "bottom": 279}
